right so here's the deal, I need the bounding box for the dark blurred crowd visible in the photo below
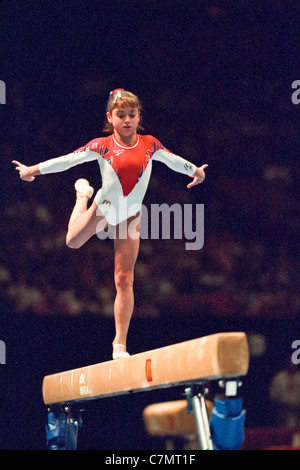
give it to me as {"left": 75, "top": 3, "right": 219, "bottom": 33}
{"left": 1, "top": 115, "right": 299, "bottom": 319}
{"left": 1, "top": 0, "right": 300, "bottom": 320}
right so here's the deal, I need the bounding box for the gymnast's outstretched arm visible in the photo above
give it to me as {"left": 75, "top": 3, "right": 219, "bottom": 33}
{"left": 152, "top": 148, "right": 208, "bottom": 188}
{"left": 12, "top": 150, "right": 99, "bottom": 182}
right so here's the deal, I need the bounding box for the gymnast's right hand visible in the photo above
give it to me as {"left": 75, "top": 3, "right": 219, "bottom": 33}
{"left": 12, "top": 160, "right": 36, "bottom": 182}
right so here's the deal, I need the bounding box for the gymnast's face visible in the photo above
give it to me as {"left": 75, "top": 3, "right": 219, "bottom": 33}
{"left": 107, "top": 106, "right": 140, "bottom": 141}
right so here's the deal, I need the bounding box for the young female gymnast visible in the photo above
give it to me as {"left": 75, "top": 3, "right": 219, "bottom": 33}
{"left": 13, "top": 89, "right": 208, "bottom": 359}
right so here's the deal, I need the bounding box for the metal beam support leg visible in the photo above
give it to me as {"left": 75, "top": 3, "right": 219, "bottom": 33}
{"left": 46, "top": 406, "right": 83, "bottom": 450}
{"left": 185, "top": 385, "right": 213, "bottom": 450}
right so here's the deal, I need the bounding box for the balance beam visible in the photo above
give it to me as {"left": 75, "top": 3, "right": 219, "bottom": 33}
{"left": 42, "top": 332, "right": 249, "bottom": 406}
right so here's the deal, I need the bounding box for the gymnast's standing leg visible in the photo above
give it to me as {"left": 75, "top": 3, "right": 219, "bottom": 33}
{"left": 112, "top": 212, "right": 141, "bottom": 359}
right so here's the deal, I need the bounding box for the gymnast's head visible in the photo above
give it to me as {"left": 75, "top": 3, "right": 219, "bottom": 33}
{"left": 103, "top": 89, "right": 144, "bottom": 133}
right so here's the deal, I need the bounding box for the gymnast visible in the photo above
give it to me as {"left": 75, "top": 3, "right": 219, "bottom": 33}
{"left": 12, "top": 89, "right": 208, "bottom": 360}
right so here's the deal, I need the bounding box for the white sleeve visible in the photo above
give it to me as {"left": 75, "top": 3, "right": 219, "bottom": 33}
{"left": 39, "top": 150, "right": 99, "bottom": 175}
{"left": 152, "top": 149, "right": 196, "bottom": 176}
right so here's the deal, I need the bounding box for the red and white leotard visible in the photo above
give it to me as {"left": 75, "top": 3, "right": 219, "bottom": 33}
{"left": 39, "top": 134, "right": 196, "bottom": 225}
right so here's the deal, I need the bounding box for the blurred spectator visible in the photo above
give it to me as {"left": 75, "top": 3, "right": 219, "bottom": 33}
{"left": 269, "top": 359, "right": 300, "bottom": 426}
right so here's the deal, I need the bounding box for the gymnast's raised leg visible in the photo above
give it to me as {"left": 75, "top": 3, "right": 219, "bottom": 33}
{"left": 66, "top": 179, "right": 106, "bottom": 249}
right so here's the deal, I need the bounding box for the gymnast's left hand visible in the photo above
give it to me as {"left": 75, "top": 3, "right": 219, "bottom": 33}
{"left": 187, "top": 164, "right": 208, "bottom": 188}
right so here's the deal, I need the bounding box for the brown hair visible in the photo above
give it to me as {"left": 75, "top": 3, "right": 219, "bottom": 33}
{"left": 102, "top": 89, "right": 144, "bottom": 133}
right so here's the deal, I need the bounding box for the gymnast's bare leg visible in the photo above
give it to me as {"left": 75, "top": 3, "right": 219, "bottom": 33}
{"left": 112, "top": 212, "right": 141, "bottom": 359}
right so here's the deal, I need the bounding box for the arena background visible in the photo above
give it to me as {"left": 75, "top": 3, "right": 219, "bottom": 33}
{"left": 0, "top": 0, "right": 299, "bottom": 450}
